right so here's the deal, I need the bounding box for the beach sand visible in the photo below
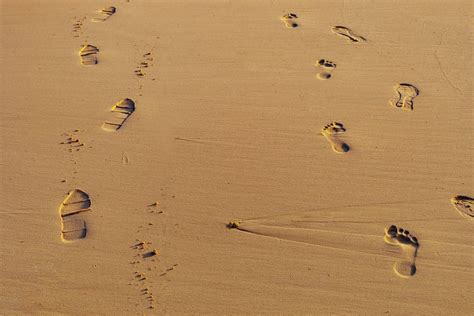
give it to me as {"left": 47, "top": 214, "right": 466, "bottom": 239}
{"left": 1, "top": 0, "right": 472, "bottom": 314}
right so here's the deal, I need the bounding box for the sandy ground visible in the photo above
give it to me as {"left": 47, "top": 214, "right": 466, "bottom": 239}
{"left": 1, "top": 0, "right": 472, "bottom": 314}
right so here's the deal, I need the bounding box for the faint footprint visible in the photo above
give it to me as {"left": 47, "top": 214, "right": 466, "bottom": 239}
{"left": 281, "top": 13, "right": 299, "bottom": 28}
{"left": 79, "top": 44, "right": 99, "bottom": 66}
{"left": 321, "top": 122, "right": 350, "bottom": 153}
{"left": 315, "top": 59, "right": 336, "bottom": 80}
{"left": 450, "top": 195, "right": 473, "bottom": 219}
{"left": 59, "top": 189, "right": 91, "bottom": 241}
{"left": 390, "top": 83, "right": 419, "bottom": 111}
{"left": 102, "top": 98, "right": 136, "bottom": 131}
{"left": 92, "top": 7, "right": 117, "bottom": 22}
{"left": 331, "top": 26, "right": 366, "bottom": 43}
{"left": 384, "top": 225, "right": 419, "bottom": 278}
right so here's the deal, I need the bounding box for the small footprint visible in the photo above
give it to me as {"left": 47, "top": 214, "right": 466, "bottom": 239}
{"left": 390, "top": 83, "right": 419, "bottom": 111}
{"left": 384, "top": 225, "right": 419, "bottom": 278}
{"left": 60, "top": 130, "right": 84, "bottom": 152}
{"left": 281, "top": 13, "right": 299, "bottom": 28}
{"left": 134, "top": 52, "right": 154, "bottom": 78}
{"left": 102, "top": 98, "right": 136, "bottom": 131}
{"left": 59, "top": 189, "right": 91, "bottom": 241}
{"left": 315, "top": 59, "right": 336, "bottom": 80}
{"left": 321, "top": 122, "right": 350, "bottom": 153}
{"left": 331, "top": 26, "right": 366, "bottom": 43}
{"left": 450, "top": 195, "right": 473, "bottom": 219}
{"left": 92, "top": 7, "right": 117, "bottom": 22}
{"left": 79, "top": 44, "right": 99, "bottom": 66}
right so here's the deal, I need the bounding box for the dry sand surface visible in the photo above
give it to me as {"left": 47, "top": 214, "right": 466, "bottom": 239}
{"left": 1, "top": 0, "right": 473, "bottom": 314}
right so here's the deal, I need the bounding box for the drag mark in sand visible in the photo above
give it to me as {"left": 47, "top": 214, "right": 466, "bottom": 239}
{"left": 384, "top": 225, "right": 419, "bottom": 278}
{"left": 450, "top": 195, "right": 473, "bottom": 219}
{"left": 102, "top": 98, "right": 136, "bottom": 131}
{"left": 331, "top": 26, "right": 366, "bottom": 43}
{"left": 321, "top": 122, "right": 350, "bottom": 153}
{"left": 59, "top": 189, "right": 91, "bottom": 241}
{"left": 79, "top": 44, "right": 99, "bottom": 66}
{"left": 390, "top": 83, "right": 419, "bottom": 111}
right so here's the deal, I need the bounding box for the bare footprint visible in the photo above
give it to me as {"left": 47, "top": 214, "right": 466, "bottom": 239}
{"left": 59, "top": 189, "right": 91, "bottom": 241}
{"left": 331, "top": 26, "right": 366, "bottom": 43}
{"left": 102, "top": 98, "right": 136, "bottom": 131}
{"left": 321, "top": 122, "right": 350, "bottom": 153}
{"left": 450, "top": 195, "right": 473, "bottom": 219}
{"left": 281, "top": 13, "right": 299, "bottom": 28}
{"left": 79, "top": 44, "right": 99, "bottom": 66}
{"left": 92, "top": 7, "right": 117, "bottom": 22}
{"left": 315, "top": 59, "right": 336, "bottom": 80}
{"left": 390, "top": 83, "right": 419, "bottom": 111}
{"left": 384, "top": 225, "right": 419, "bottom": 278}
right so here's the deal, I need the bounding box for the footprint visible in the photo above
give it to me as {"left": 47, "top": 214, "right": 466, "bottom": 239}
{"left": 389, "top": 83, "right": 419, "bottom": 111}
{"left": 92, "top": 7, "right": 117, "bottom": 22}
{"left": 384, "top": 225, "right": 419, "bottom": 278}
{"left": 79, "top": 44, "right": 99, "bottom": 66}
{"left": 331, "top": 26, "right": 366, "bottom": 43}
{"left": 321, "top": 122, "right": 350, "bottom": 153}
{"left": 281, "top": 13, "right": 299, "bottom": 28}
{"left": 102, "top": 98, "right": 136, "bottom": 132}
{"left": 315, "top": 59, "right": 336, "bottom": 80}
{"left": 450, "top": 195, "right": 473, "bottom": 219}
{"left": 59, "top": 189, "right": 91, "bottom": 241}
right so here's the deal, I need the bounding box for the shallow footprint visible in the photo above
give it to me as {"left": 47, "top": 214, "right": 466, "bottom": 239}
{"left": 384, "top": 225, "right": 419, "bottom": 278}
{"left": 390, "top": 83, "right": 419, "bottom": 111}
{"left": 92, "top": 6, "right": 117, "bottom": 22}
{"left": 281, "top": 13, "right": 299, "bottom": 28}
{"left": 315, "top": 59, "right": 336, "bottom": 80}
{"left": 79, "top": 44, "right": 99, "bottom": 66}
{"left": 321, "top": 122, "right": 350, "bottom": 153}
{"left": 331, "top": 26, "right": 366, "bottom": 43}
{"left": 102, "top": 98, "right": 136, "bottom": 132}
{"left": 450, "top": 195, "right": 473, "bottom": 219}
{"left": 59, "top": 189, "right": 91, "bottom": 241}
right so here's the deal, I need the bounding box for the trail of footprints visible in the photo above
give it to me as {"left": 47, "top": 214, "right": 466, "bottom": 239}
{"left": 58, "top": 7, "right": 469, "bottom": 311}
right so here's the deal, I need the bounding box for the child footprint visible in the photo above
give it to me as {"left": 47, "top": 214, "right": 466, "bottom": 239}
{"left": 321, "top": 122, "right": 350, "bottom": 153}
{"left": 281, "top": 13, "right": 299, "bottom": 28}
{"left": 331, "top": 26, "right": 366, "bottom": 43}
{"left": 79, "top": 44, "right": 99, "bottom": 66}
{"left": 102, "top": 98, "right": 136, "bottom": 132}
{"left": 450, "top": 195, "right": 473, "bottom": 219}
{"left": 390, "top": 83, "right": 420, "bottom": 111}
{"left": 59, "top": 189, "right": 91, "bottom": 241}
{"left": 315, "top": 59, "right": 336, "bottom": 80}
{"left": 92, "top": 6, "right": 117, "bottom": 22}
{"left": 384, "top": 225, "right": 419, "bottom": 278}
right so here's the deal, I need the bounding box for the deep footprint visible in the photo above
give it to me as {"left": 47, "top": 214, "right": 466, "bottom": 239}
{"left": 92, "top": 6, "right": 117, "bottom": 22}
{"left": 390, "top": 83, "right": 419, "bottom": 111}
{"left": 450, "top": 195, "right": 473, "bottom": 219}
{"left": 79, "top": 44, "right": 99, "bottom": 66}
{"left": 321, "top": 122, "right": 350, "bottom": 153}
{"left": 315, "top": 59, "right": 336, "bottom": 80}
{"left": 102, "top": 98, "right": 136, "bottom": 131}
{"left": 331, "top": 26, "right": 366, "bottom": 43}
{"left": 384, "top": 225, "right": 419, "bottom": 278}
{"left": 59, "top": 189, "right": 91, "bottom": 241}
{"left": 281, "top": 13, "right": 299, "bottom": 28}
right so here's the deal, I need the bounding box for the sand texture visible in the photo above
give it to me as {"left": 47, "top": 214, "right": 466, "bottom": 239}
{"left": 1, "top": 0, "right": 473, "bottom": 314}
